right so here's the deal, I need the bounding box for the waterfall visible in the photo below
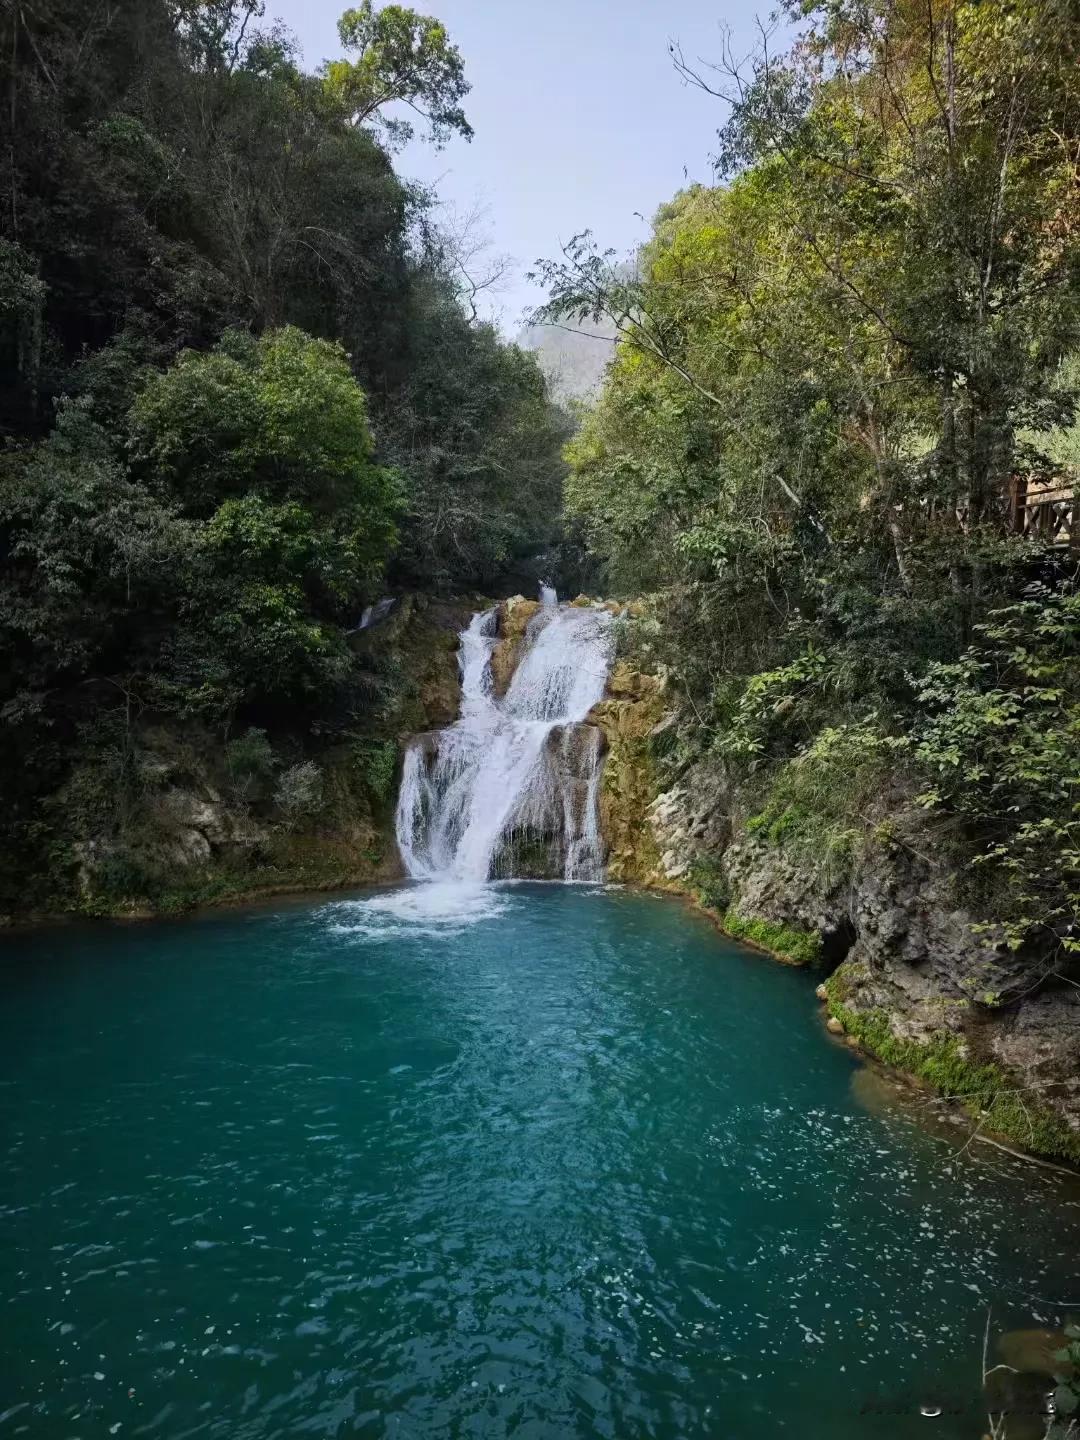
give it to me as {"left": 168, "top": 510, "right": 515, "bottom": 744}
{"left": 396, "top": 596, "right": 613, "bottom": 883}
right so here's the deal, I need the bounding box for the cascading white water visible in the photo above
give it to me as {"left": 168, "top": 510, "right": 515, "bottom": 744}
{"left": 396, "top": 596, "right": 613, "bottom": 883}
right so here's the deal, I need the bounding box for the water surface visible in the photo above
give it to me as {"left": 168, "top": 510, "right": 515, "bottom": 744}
{"left": 1, "top": 884, "right": 1077, "bottom": 1438}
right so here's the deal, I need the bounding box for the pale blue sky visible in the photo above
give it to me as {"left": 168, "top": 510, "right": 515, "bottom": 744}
{"left": 268, "top": 0, "right": 766, "bottom": 331}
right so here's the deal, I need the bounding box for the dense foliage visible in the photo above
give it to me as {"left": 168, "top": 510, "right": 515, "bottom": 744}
{"left": 0, "top": 0, "right": 566, "bottom": 911}
{"left": 540, "top": 0, "right": 1080, "bottom": 955}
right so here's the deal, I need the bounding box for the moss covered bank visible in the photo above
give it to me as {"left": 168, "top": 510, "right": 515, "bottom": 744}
{"left": 587, "top": 644, "right": 1080, "bottom": 1169}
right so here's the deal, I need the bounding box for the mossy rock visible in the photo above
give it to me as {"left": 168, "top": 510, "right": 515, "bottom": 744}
{"left": 824, "top": 965, "right": 1080, "bottom": 1166}
{"left": 722, "top": 910, "right": 823, "bottom": 965}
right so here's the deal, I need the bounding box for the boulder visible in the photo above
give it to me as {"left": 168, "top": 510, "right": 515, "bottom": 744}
{"left": 490, "top": 596, "right": 542, "bottom": 696}
{"left": 997, "top": 1328, "right": 1074, "bottom": 1378}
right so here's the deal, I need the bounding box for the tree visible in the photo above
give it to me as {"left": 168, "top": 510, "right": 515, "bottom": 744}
{"left": 546, "top": 0, "right": 1080, "bottom": 958}
{"left": 323, "top": 2, "right": 472, "bottom": 148}
{"left": 0, "top": 402, "right": 190, "bottom": 717}
{"left": 0, "top": 239, "right": 47, "bottom": 433}
{"left": 129, "top": 327, "right": 401, "bottom": 545}
{"left": 0, "top": 0, "right": 568, "bottom": 911}
{"left": 672, "top": 0, "right": 1080, "bottom": 528}
{"left": 543, "top": 0, "right": 1080, "bottom": 587}
{"left": 379, "top": 272, "right": 569, "bottom": 589}
{"left": 122, "top": 326, "right": 403, "bottom": 713}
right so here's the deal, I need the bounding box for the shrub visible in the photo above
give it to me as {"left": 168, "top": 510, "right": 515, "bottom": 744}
{"left": 224, "top": 727, "right": 276, "bottom": 803}
{"left": 273, "top": 761, "right": 323, "bottom": 828}
{"left": 687, "top": 857, "right": 732, "bottom": 912}
{"left": 908, "top": 586, "right": 1080, "bottom": 952}
{"left": 742, "top": 720, "right": 895, "bottom": 886}
{"left": 352, "top": 738, "right": 397, "bottom": 804}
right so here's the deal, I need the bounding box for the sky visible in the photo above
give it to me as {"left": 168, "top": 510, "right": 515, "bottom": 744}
{"left": 267, "top": 0, "right": 767, "bottom": 333}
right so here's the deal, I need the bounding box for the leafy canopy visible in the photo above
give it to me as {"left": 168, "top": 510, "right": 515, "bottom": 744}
{"left": 543, "top": 0, "right": 1080, "bottom": 957}
{"left": 130, "top": 326, "right": 401, "bottom": 572}
{"left": 324, "top": 2, "right": 472, "bottom": 148}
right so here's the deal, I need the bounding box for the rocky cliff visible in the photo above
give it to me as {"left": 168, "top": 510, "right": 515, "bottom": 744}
{"left": 590, "top": 665, "right": 1080, "bottom": 1167}
{"left": 586, "top": 663, "right": 666, "bottom": 884}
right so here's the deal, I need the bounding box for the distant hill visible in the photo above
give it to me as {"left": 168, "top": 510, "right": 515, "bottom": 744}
{"left": 518, "top": 316, "right": 618, "bottom": 404}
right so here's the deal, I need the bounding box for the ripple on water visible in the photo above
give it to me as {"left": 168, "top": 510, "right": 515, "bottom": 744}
{"left": 0, "top": 884, "right": 1078, "bottom": 1440}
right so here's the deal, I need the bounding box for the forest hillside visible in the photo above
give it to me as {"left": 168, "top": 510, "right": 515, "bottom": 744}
{"left": 0, "top": 0, "right": 570, "bottom": 915}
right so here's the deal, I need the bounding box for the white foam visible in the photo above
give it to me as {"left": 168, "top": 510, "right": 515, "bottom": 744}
{"left": 323, "top": 883, "right": 510, "bottom": 939}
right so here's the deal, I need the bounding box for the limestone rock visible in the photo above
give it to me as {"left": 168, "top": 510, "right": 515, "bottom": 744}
{"left": 490, "top": 596, "right": 542, "bottom": 696}
{"left": 826, "top": 1016, "right": 845, "bottom": 1036}
{"left": 644, "top": 762, "right": 732, "bottom": 887}
{"left": 588, "top": 665, "right": 667, "bottom": 885}
{"left": 159, "top": 789, "right": 233, "bottom": 845}
{"left": 168, "top": 827, "right": 213, "bottom": 866}
{"left": 987, "top": 990, "right": 1080, "bottom": 1135}
{"left": 605, "top": 663, "right": 661, "bottom": 701}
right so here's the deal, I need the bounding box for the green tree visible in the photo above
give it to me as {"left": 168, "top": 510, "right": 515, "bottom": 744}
{"left": 379, "top": 276, "right": 569, "bottom": 589}
{"left": 543, "top": 0, "right": 1080, "bottom": 601}
{"left": 125, "top": 326, "right": 402, "bottom": 713}
{"left": 0, "top": 403, "right": 189, "bottom": 718}
{"left": 909, "top": 587, "right": 1080, "bottom": 952}
{"left": 130, "top": 327, "right": 401, "bottom": 561}
{"left": 323, "top": 2, "right": 472, "bottom": 148}
{"left": 543, "top": 0, "right": 1080, "bottom": 959}
{"left": 0, "top": 0, "right": 568, "bottom": 912}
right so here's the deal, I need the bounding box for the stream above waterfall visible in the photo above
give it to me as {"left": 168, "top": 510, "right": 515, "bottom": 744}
{"left": 2, "top": 885, "right": 1079, "bottom": 1439}
{"left": 396, "top": 597, "right": 613, "bottom": 883}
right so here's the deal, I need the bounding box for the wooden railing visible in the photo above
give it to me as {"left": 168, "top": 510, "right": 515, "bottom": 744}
{"left": 1007, "top": 472, "right": 1078, "bottom": 547}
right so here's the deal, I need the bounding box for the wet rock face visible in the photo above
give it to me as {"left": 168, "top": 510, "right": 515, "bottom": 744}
{"left": 587, "top": 664, "right": 667, "bottom": 884}
{"left": 490, "top": 597, "right": 542, "bottom": 697}
{"left": 350, "top": 593, "right": 474, "bottom": 734}
{"left": 489, "top": 722, "right": 607, "bottom": 879}
{"left": 637, "top": 760, "right": 1080, "bottom": 1152}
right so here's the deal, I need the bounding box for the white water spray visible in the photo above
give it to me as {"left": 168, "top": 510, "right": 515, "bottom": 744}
{"left": 395, "top": 595, "right": 613, "bottom": 883}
